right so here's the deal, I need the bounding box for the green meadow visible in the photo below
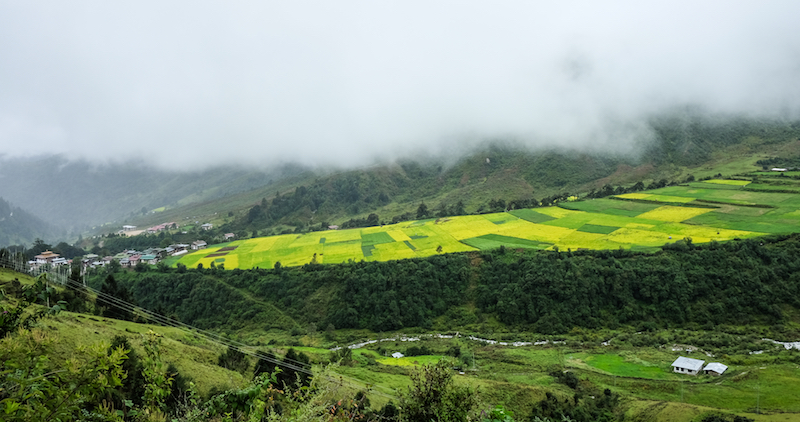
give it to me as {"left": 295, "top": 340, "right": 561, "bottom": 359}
{"left": 173, "top": 177, "right": 800, "bottom": 269}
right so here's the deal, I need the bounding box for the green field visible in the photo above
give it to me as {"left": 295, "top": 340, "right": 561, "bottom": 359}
{"left": 173, "top": 178, "right": 800, "bottom": 269}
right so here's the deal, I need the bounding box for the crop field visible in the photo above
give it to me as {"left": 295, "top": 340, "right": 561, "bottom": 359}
{"left": 172, "top": 178, "right": 800, "bottom": 269}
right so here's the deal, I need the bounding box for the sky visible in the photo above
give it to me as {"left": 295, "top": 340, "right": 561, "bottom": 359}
{"left": 1, "top": 1, "right": 799, "bottom": 170}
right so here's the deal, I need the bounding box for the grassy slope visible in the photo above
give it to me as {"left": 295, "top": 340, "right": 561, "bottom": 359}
{"left": 1, "top": 268, "right": 245, "bottom": 397}
{"left": 110, "top": 132, "right": 800, "bottom": 245}
{"left": 257, "top": 336, "right": 800, "bottom": 420}
{"left": 170, "top": 174, "right": 800, "bottom": 269}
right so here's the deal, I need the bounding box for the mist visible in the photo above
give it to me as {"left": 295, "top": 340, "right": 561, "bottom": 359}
{"left": 1, "top": 1, "right": 799, "bottom": 170}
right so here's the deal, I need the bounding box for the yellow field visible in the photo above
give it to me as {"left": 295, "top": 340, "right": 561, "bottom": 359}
{"left": 605, "top": 228, "right": 677, "bottom": 246}
{"left": 496, "top": 222, "right": 574, "bottom": 243}
{"left": 615, "top": 193, "right": 694, "bottom": 203}
{"left": 616, "top": 193, "right": 650, "bottom": 200}
{"left": 635, "top": 206, "right": 714, "bottom": 222}
{"left": 556, "top": 231, "right": 619, "bottom": 250}
{"left": 173, "top": 183, "right": 784, "bottom": 269}
{"left": 704, "top": 179, "right": 751, "bottom": 186}
{"left": 387, "top": 230, "right": 411, "bottom": 242}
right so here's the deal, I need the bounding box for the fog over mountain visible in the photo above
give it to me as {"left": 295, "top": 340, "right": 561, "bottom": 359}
{"left": 1, "top": 1, "right": 799, "bottom": 170}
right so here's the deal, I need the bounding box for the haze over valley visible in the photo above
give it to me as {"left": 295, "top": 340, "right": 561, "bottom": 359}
{"left": 3, "top": 2, "right": 800, "bottom": 422}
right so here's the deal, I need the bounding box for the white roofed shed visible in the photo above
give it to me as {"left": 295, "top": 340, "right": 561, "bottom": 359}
{"left": 672, "top": 356, "right": 705, "bottom": 375}
{"left": 704, "top": 362, "right": 728, "bottom": 376}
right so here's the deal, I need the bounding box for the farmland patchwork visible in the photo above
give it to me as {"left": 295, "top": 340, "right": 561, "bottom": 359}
{"left": 174, "top": 179, "right": 800, "bottom": 269}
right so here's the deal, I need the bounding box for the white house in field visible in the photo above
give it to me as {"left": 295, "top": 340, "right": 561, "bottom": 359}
{"left": 672, "top": 356, "right": 705, "bottom": 375}
{"left": 703, "top": 362, "right": 728, "bottom": 376}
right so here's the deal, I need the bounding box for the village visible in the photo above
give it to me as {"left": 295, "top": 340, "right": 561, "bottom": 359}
{"left": 28, "top": 221, "right": 235, "bottom": 271}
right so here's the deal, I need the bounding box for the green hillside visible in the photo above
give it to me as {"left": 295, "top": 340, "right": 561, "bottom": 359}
{"left": 0, "top": 197, "right": 58, "bottom": 247}
{"left": 169, "top": 173, "right": 800, "bottom": 270}
{"left": 81, "top": 113, "right": 800, "bottom": 248}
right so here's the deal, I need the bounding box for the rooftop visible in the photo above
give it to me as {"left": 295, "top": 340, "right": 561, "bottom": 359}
{"left": 672, "top": 356, "right": 705, "bottom": 371}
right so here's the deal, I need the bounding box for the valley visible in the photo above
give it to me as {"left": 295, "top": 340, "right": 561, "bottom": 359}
{"left": 3, "top": 118, "right": 800, "bottom": 422}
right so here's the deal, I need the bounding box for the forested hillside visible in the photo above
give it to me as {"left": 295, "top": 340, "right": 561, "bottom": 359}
{"left": 88, "top": 233, "right": 800, "bottom": 338}
{"left": 0, "top": 197, "right": 58, "bottom": 247}
{"left": 0, "top": 157, "right": 309, "bottom": 232}
{"left": 3, "top": 112, "right": 798, "bottom": 242}
{"left": 187, "top": 112, "right": 800, "bottom": 237}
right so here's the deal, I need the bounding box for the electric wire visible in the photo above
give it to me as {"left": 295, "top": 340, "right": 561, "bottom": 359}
{"left": 0, "top": 257, "right": 399, "bottom": 399}
{"left": 52, "top": 272, "right": 399, "bottom": 399}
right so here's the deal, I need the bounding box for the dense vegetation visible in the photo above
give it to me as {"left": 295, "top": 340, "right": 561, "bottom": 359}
{"left": 87, "top": 233, "right": 800, "bottom": 338}
{"left": 476, "top": 236, "right": 800, "bottom": 332}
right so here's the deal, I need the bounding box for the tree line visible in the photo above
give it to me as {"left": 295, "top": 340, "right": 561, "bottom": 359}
{"left": 80, "top": 233, "right": 800, "bottom": 338}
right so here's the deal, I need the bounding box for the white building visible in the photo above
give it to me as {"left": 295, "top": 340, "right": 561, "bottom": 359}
{"left": 671, "top": 356, "right": 705, "bottom": 375}
{"left": 703, "top": 362, "right": 728, "bottom": 376}
{"left": 191, "top": 240, "right": 208, "bottom": 250}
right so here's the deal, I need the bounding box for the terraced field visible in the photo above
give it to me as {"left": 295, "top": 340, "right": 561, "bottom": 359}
{"left": 173, "top": 178, "right": 800, "bottom": 269}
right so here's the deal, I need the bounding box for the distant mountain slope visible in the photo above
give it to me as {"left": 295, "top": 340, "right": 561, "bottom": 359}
{"left": 195, "top": 114, "right": 800, "bottom": 236}
{"left": 2, "top": 111, "right": 798, "bottom": 238}
{"left": 0, "top": 157, "right": 308, "bottom": 233}
{"left": 0, "top": 197, "right": 57, "bottom": 247}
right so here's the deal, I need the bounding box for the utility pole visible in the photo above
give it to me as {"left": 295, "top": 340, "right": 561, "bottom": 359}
{"left": 756, "top": 366, "right": 766, "bottom": 415}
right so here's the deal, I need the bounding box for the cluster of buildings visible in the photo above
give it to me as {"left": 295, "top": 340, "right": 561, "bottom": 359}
{"left": 671, "top": 356, "right": 728, "bottom": 376}
{"left": 29, "top": 222, "right": 234, "bottom": 272}
{"left": 29, "top": 241, "right": 209, "bottom": 271}
{"left": 83, "top": 243, "right": 196, "bottom": 269}
{"left": 146, "top": 222, "right": 178, "bottom": 234}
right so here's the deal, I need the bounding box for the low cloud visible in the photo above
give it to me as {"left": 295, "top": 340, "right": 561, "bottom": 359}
{"left": 1, "top": 1, "right": 798, "bottom": 170}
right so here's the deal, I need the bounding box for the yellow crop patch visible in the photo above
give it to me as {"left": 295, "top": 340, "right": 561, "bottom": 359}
{"left": 605, "top": 228, "right": 675, "bottom": 246}
{"left": 535, "top": 206, "right": 581, "bottom": 219}
{"left": 249, "top": 236, "right": 283, "bottom": 252}
{"left": 555, "top": 231, "right": 620, "bottom": 250}
{"left": 704, "top": 179, "right": 751, "bottom": 186}
{"left": 442, "top": 216, "right": 499, "bottom": 240}
{"left": 322, "top": 242, "right": 362, "bottom": 261}
{"left": 322, "top": 229, "right": 362, "bottom": 243}
{"left": 372, "top": 242, "right": 417, "bottom": 260}
{"left": 387, "top": 230, "right": 411, "bottom": 242}
{"left": 616, "top": 193, "right": 651, "bottom": 200}
{"left": 635, "top": 206, "right": 713, "bottom": 222}
{"left": 496, "top": 222, "right": 574, "bottom": 243}
{"left": 291, "top": 233, "right": 324, "bottom": 247}
{"left": 656, "top": 223, "right": 759, "bottom": 240}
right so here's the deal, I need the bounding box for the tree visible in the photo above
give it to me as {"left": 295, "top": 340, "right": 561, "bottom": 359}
{"left": 366, "top": 213, "right": 380, "bottom": 227}
{"left": 218, "top": 345, "right": 250, "bottom": 375}
{"left": 107, "top": 259, "right": 121, "bottom": 274}
{"left": 141, "top": 330, "right": 174, "bottom": 417}
{"left": 100, "top": 274, "right": 135, "bottom": 321}
{"left": 416, "top": 202, "right": 429, "bottom": 219}
{"left": 398, "top": 358, "right": 477, "bottom": 422}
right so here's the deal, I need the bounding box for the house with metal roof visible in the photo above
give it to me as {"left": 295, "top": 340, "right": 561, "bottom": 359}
{"left": 703, "top": 362, "right": 728, "bottom": 376}
{"left": 140, "top": 254, "right": 158, "bottom": 264}
{"left": 671, "top": 356, "right": 705, "bottom": 375}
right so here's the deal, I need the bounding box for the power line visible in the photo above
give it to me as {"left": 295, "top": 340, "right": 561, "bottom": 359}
{"left": 1, "top": 259, "right": 398, "bottom": 399}
{"left": 56, "top": 272, "right": 398, "bottom": 400}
